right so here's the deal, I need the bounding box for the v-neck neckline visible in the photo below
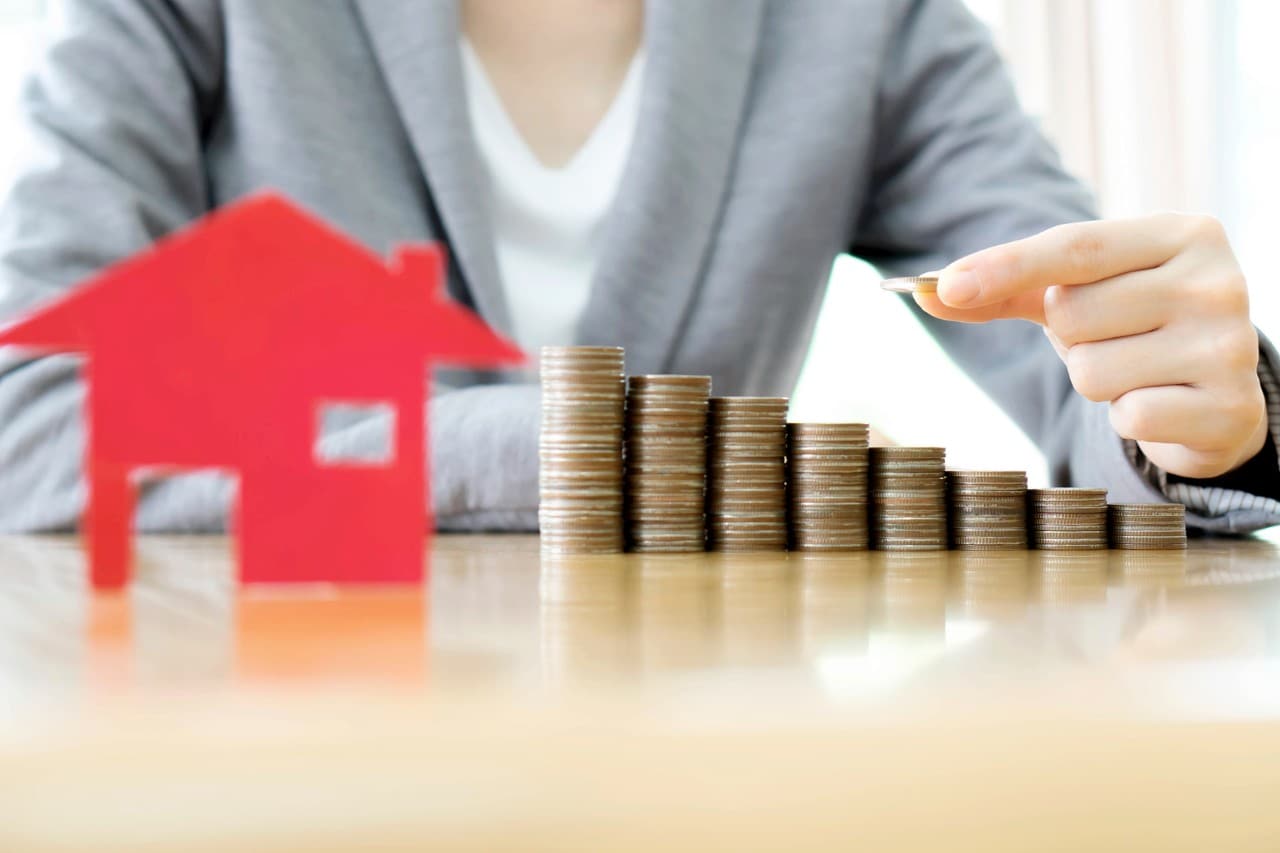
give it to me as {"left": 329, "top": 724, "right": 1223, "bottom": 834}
{"left": 354, "top": 0, "right": 766, "bottom": 373}
{"left": 459, "top": 37, "right": 646, "bottom": 178}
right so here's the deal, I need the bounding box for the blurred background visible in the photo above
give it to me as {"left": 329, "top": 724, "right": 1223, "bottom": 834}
{"left": 0, "top": 0, "right": 1276, "bottom": 483}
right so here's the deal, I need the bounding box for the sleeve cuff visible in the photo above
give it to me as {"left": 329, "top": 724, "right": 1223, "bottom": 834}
{"left": 430, "top": 383, "right": 540, "bottom": 530}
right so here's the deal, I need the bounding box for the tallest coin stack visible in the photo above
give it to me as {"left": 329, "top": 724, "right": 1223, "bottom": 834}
{"left": 539, "top": 346, "right": 626, "bottom": 553}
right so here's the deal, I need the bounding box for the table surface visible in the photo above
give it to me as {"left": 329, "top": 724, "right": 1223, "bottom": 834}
{"left": 4, "top": 533, "right": 1280, "bottom": 850}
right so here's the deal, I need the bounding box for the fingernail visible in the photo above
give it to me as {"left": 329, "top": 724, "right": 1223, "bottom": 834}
{"left": 940, "top": 270, "right": 981, "bottom": 307}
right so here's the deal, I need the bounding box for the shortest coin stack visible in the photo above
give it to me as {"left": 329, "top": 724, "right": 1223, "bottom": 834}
{"left": 947, "top": 470, "right": 1028, "bottom": 550}
{"left": 1028, "top": 488, "right": 1108, "bottom": 550}
{"left": 787, "top": 423, "right": 870, "bottom": 551}
{"left": 1108, "top": 503, "right": 1187, "bottom": 550}
{"left": 706, "top": 397, "right": 789, "bottom": 552}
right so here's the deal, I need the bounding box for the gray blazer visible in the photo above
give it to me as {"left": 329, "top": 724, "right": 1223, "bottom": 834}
{"left": 0, "top": 0, "right": 1277, "bottom": 534}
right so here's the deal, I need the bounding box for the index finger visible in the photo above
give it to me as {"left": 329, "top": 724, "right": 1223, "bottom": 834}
{"left": 937, "top": 215, "right": 1184, "bottom": 309}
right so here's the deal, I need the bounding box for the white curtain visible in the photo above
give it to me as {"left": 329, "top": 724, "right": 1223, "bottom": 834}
{"left": 979, "top": 0, "right": 1232, "bottom": 218}
{"left": 976, "top": 0, "right": 1280, "bottom": 341}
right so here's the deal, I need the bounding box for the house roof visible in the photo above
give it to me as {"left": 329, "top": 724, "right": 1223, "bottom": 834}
{"left": 0, "top": 193, "right": 525, "bottom": 370}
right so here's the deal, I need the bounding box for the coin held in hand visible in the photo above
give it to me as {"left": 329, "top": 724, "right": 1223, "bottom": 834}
{"left": 880, "top": 274, "right": 939, "bottom": 294}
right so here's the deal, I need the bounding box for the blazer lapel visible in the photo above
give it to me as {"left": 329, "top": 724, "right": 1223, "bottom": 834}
{"left": 356, "top": 0, "right": 766, "bottom": 367}
{"left": 578, "top": 0, "right": 766, "bottom": 374}
{"left": 354, "top": 0, "right": 513, "bottom": 339}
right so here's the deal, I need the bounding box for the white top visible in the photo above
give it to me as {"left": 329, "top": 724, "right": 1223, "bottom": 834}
{"left": 460, "top": 39, "right": 645, "bottom": 356}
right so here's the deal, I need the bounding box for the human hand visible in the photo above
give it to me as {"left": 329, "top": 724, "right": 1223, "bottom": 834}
{"left": 915, "top": 214, "right": 1268, "bottom": 480}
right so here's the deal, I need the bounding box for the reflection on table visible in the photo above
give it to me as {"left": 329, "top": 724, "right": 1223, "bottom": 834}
{"left": 2, "top": 535, "right": 1277, "bottom": 711}
{"left": 2, "top": 534, "right": 1280, "bottom": 851}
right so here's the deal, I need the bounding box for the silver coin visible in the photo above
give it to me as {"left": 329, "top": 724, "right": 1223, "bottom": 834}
{"left": 880, "top": 274, "right": 940, "bottom": 294}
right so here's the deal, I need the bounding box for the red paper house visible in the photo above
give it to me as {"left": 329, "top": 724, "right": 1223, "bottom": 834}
{"left": 0, "top": 194, "right": 523, "bottom": 588}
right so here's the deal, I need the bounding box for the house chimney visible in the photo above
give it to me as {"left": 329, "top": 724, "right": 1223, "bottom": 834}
{"left": 391, "top": 244, "right": 447, "bottom": 301}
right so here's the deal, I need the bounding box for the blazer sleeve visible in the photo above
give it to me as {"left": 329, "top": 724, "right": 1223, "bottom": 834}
{"left": 849, "top": 0, "right": 1280, "bottom": 533}
{"left": 0, "top": 1, "right": 542, "bottom": 532}
{"left": 0, "top": 0, "right": 226, "bottom": 531}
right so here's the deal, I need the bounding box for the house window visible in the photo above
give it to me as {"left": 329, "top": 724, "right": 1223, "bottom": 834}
{"left": 314, "top": 402, "right": 396, "bottom": 466}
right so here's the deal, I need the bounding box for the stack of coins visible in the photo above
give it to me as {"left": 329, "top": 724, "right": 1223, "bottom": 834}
{"left": 1027, "top": 488, "right": 1107, "bottom": 550}
{"left": 786, "top": 422, "right": 870, "bottom": 550}
{"left": 538, "top": 346, "right": 626, "bottom": 553}
{"left": 706, "top": 397, "right": 789, "bottom": 551}
{"left": 946, "top": 470, "right": 1028, "bottom": 550}
{"left": 624, "top": 375, "right": 712, "bottom": 552}
{"left": 869, "top": 447, "right": 947, "bottom": 550}
{"left": 1108, "top": 503, "right": 1187, "bottom": 550}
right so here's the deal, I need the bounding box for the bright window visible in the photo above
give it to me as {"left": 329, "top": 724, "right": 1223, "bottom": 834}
{"left": 1229, "top": 1, "right": 1280, "bottom": 341}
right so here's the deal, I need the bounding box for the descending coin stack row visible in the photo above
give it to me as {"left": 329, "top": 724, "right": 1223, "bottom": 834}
{"left": 1027, "top": 488, "right": 1108, "bottom": 550}
{"left": 1108, "top": 503, "right": 1188, "bottom": 550}
{"left": 947, "top": 470, "right": 1028, "bottom": 550}
{"left": 869, "top": 447, "right": 948, "bottom": 551}
{"left": 538, "top": 346, "right": 626, "bottom": 554}
{"left": 538, "top": 347, "right": 1193, "bottom": 554}
{"left": 706, "top": 397, "right": 789, "bottom": 552}
{"left": 787, "top": 423, "right": 870, "bottom": 551}
{"left": 624, "top": 375, "right": 712, "bottom": 552}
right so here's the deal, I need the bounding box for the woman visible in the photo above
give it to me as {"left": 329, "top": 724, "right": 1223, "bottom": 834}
{"left": 0, "top": 0, "right": 1275, "bottom": 534}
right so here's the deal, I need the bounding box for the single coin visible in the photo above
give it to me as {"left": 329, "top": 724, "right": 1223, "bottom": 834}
{"left": 880, "top": 274, "right": 940, "bottom": 294}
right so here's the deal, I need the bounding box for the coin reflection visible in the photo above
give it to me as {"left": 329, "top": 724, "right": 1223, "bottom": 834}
{"left": 1110, "top": 549, "right": 1188, "bottom": 588}
{"left": 1031, "top": 550, "right": 1108, "bottom": 603}
{"left": 795, "top": 552, "right": 871, "bottom": 657}
{"left": 539, "top": 553, "right": 632, "bottom": 685}
{"left": 634, "top": 553, "right": 719, "bottom": 673}
{"left": 877, "top": 552, "right": 949, "bottom": 640}
{"left": 949, "top": 550, "right": 1031, "bottom": 622}
{"left": 1187, "top": 538, "right": 1280, "bottom": 586}
{"left": 717, "top": 552, "right": 796, "bottom": 666}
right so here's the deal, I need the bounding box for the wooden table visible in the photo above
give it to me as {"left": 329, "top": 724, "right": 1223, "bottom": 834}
{"left": 3, "top": 534, "right": 1280, "bottom": 850}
